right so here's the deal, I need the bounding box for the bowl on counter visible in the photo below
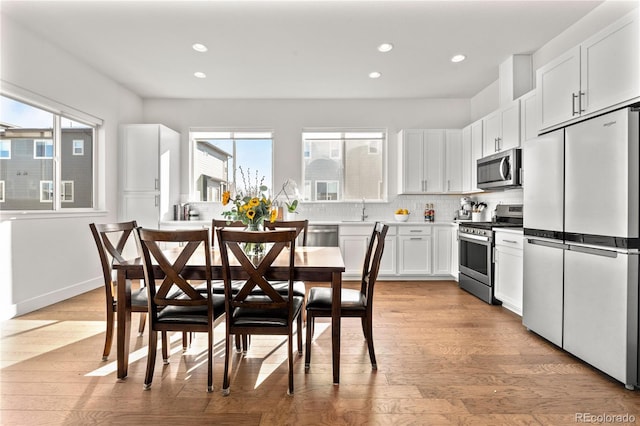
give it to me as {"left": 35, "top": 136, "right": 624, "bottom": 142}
{"left": 394, "top": 214, "right": 409, "bottom": 222}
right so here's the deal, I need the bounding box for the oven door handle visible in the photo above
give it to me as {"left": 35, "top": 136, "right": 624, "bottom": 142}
{"left": 459, "top": 233, "right": 491, "bottom": 243}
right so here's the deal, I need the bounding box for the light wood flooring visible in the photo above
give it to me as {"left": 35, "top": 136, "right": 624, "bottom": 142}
{"left": 1, "top": 281, "right": 638, "bottom": 425}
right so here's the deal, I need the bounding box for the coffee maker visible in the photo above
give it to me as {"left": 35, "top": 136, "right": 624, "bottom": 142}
{"left": 457, "top": 197, "right": 473, "bottom": 220}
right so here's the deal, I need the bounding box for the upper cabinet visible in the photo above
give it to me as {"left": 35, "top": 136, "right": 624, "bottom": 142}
{"left": 461, "top": 120, "right": 484, "bottom": 193}
{"left": 519, "top": 90, "right": 539, "bottom": 142}
{"left": 398, "top": 129, "right": 462, "bottom": 194}
{"left": 119, "top": 124, "right": 181, "bottom": 228}
{"left": 537, "top": 9, "right": 639, "bottom": 132}
{"left": 482, "top": 99, "right": 520, "bottom": 157}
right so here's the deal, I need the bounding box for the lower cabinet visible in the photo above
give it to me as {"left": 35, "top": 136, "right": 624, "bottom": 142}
{"left": 494, "top": 230, "right": 524, "bottom": 315}
{"left": 339, "top": 223, "right": 455, "bottom": 280}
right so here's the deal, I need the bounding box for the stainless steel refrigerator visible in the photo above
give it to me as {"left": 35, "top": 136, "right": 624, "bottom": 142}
{"left": 523, "top": 106, "right": 639, "bottom": 390}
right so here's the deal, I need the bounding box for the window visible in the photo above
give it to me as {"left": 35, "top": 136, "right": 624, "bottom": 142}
{"left": 302, "top": 130, "right": 386, "bottom": 201}
{"left": 34, "top": 139, "right": 53, "bottom": 159}
{"left": 61, "top": 181, "right": 74, "bottom": 202}
{"left": 190, "top": 130, "right": 273, "bottom": 202}
{"left": 0, "top": 94, "right": 97, "bottom": 211}
{"left": 0, "top": 181, "right": 4, "bottom": 202}
{"left": 72, "top": 140, "right": 84, "bottom": 155}
{"left": 0, "top": 140, "right": 10, "bottom": 159}
{"left": 40, "top": 180, "right": 53, "bottom": 202}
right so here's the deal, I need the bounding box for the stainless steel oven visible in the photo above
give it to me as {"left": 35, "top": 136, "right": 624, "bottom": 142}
{"left": 458, "top": 204, "right": 523, "bottom": 305}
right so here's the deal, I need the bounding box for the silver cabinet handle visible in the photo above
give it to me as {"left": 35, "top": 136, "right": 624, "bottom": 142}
{"left": 572, "top": 93, "right": 579, "bottom": 116}
{"left": 154, "top": 178, "right": 159, "bottom": 190}
{"left": 496, "top": 137, "right": 501, "bottom": 152}
{"left": 410, "top": 237, "right": 422, "bottom": 240}
{"left": 154, "top": 195, "right": 159, "bottom": 207}
{"left": 503, "top": 239, "right": 518, "bottom": 244}
{"left": 410, "top": 229, "right": 423, "bottom": 233}
{"left": 579, "top": 91, "right": 585, "bottom": 113}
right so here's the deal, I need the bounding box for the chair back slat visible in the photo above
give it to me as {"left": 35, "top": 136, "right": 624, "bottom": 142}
{"left": 211, "top": 219, "right": 246, "bottom": 247}
{"left": 361, "top": 222, "right": 389, "bottom": 301}
{"left": 135, "top": 228, "right": 212, "bottom": 318}
{"left": 217, "top": 229, "right": 297, "bottom": 312}
{"left": 90, "top": 221, "right": 138, "bottom": 293}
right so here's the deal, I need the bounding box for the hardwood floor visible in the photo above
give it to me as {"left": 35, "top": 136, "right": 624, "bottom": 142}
{"left": 1, "top": 281, "right": 638, "bottom": 425}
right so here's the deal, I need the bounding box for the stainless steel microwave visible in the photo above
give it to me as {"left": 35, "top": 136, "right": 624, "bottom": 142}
{"left": 477, "top": 148, "right": 522, "bottom": 190}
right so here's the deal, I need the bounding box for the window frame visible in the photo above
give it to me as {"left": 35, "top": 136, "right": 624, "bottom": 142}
{"left": 33, "top": 139, "right": 54, "bottom": 159}
{"left": 40, "top": 180, "right": 54, "bottom": 202}
{"left": 0, "top": 180, "right": 4, "bottom": 202}
{"left": 0, "top": 86, "right": 103, "bottom": 215}
{"left": 72, "top": 139, "right": 84, "bottom": 156}
{"left": 301, "top": 128, "right": 387, "bottom": 202}
{"left": 61, "top": 180, "right": 74, "bottom": 202}
{"left": 315, "top": 180, "right": 340, "bottom": 201}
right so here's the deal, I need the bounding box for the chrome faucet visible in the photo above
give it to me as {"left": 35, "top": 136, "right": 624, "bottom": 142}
{"left": 361, "top": 198, "right": 368, "bottom": 222}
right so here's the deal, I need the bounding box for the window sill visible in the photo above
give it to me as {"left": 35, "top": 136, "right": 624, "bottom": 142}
{"left": 0, "top": 209, "right": 109, "bottom": 221}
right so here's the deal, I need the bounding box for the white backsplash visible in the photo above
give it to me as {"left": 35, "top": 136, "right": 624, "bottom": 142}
{"left": 183, "top": 188, "right": 523, "bottom": 224}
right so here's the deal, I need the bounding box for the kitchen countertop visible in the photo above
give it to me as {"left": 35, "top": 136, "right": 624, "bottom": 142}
{"left": 160, "top": 219, "right": 456, "bottom": 227}
{"left": 493, "top": 227, "right": 524, "bottom": 234}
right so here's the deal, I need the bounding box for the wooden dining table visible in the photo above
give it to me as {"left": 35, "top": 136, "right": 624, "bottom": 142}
{"left": 113, "top": 245, "right": 346, "bottom": 384}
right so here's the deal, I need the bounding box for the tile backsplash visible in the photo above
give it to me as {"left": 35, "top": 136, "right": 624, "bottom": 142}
{"left": 183, "top": 188, "right": 523, "bottom": 224}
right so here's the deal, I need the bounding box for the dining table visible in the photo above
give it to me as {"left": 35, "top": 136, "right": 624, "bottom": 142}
{"left": 113, "top": 245, "right": 346, "bottom": 384}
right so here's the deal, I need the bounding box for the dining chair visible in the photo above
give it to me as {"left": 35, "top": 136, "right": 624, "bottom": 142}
{"left": 304, "top": 221, "right": 389, "bottom": 371}
{"left": 263, "top": 219, "right": 309, "bottom": 247}
{"left": 90, "top": 221, "right": 148, "bottom": 361}
{"left": 134, "top": 227, "right": 225, "bottom": 392}
{"left": 217, "top": 228, "right": 304, "bottom": 395}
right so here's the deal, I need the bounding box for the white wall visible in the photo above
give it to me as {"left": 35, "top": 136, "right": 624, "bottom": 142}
{"left": 0, "top": 15, "right": 144, "bottom": 319}
{"left": 143, "top": 98, "right": 471, "bottom": 200}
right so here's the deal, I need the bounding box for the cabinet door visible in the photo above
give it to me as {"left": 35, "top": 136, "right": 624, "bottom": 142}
{"left": 158, "top": 126, "right": 180, "bottom": 222}
{"left": 500, "top": 100, "right": 520, "bottom": 151}
{"left": 536, "top": 46, "right": 581, "bottom": 131}
{"left": 377, "top": 234, "right": 396, "bottom": 276}
{"left": 520, "top": 90, "right": 539, "bottom": 142}
{"left": 470, "top": 120, "right": 484, "bottom": 191}
{"left": 494, "top": 234, "right": 523, "bottom": 316}
{"left": 445, "top": 130, "right": 462, "bottom": 193}
{"left": 398, "top": 235, "right": 432, "bottom": 275}
{"left": 433, "top": 227, "right": 452, "bottom": 275}
{"left": 461, "top": 126, "right": 472, "bottom": 192}
{"left": 339, "top": 235, "right": 369, "bottom": 276}
{"left": 121, "top": 125, "right": 159, "bottom": 192}
{"left": 399, "top": 130, "right": 425, "bottom": 193}
{"left": 581, "top": 10, "right": 639, "bottom": 115}
{"left": 482, "top": 111, "right": 501, "bottom": 157}
{"left": 121, "top": 193, "right": 159, "bottom": 229}
{"left": 424, "top": 130, "right": 444, "bottom": 193}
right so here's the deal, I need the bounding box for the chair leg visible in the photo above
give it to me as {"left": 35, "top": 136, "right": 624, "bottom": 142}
{"left": 144, "top": 331, "right": 158, "bottom": 390}
{"left": 297, "top": 313, "right": 303, "bottom": 355}
{"left": 365, "top": 316, "right": 377, "bottom": 370}
{"left": 241, "top": 334, "right": 249, "bottom": 353}
{"left": 287, "top": 329, "right": 294, "bottom": 395}
{"left": 304, "top": 311, "right": 313, "bottom": 371}
{"left": 222, "top": 330, "right": 232, "bottom": 396}
{"left": 137, "top": 312, "right": 146, "bottom": 336}
{"left": 102, "top": 307, "right": 114, "bottom": 361}
{"left": 161, "top": 332, "right": 169, "bottom": 364}
{"left": 360, "top": 316, "right": 367, "bottom": 339}
{"left": 207, "top": 327, "right": 213, "bottom": 393}
{"left": 234, "top": 334, "right": 242, "bottom": 352}
{"left": 182, "top": 332, "right": 188, "bottom": 351}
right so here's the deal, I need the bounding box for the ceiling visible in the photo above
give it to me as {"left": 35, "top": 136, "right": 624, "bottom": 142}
{"left": 1, "top": 0, "right": 606, "bottom": 100}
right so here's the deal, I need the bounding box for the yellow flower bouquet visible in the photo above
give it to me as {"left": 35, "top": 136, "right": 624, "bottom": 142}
{"left": 222, "top": 167, "right": 277, "bottom": 229}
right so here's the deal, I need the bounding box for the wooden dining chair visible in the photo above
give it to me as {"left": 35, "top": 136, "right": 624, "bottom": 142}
{"left": 304, "top": 221, "right": 389, "bottom": 371}
{"left": 134, "top": 227, "right": 225, "bottom": 392}
{"left": 263, "top": 219, "right": 309, "bottom": 247}
{"left": 90, "top": 221, "right": 148, "bottom": 361}
{"left": 217, "top": 228, "right": 304, "bottom": 395}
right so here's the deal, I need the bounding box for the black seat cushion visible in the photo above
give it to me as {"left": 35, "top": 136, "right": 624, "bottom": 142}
{"left": 130, "top": 287, "right": 148, "bottom": 308}
{"left": 157, "top": 294, "right": 225, "bottom": 325}
{"left": 306, "top": 287, "right": 366, "bottom": 311}
{"left": 211, "top": 280, "right": 305, "bottom": 297}
{"left": 232, "top": 295, "right": 304, "bottom": 327}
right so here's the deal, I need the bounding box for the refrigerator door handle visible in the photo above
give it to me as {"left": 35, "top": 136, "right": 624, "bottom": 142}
{"left": 526, "top": 239, "right": 568, "bottom": 250}
{"left": 568, "top": 244, "right": 618, "bottom": 258}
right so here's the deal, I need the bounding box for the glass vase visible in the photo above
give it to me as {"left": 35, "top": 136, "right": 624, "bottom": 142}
{"left": 243, "top": 222, "right": 265, "bottom": 259}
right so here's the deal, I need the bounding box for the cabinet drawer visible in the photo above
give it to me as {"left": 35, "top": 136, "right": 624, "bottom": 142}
{"left": 398, "top": 226, "right": 432, "bottom": 236}
{"left": 495, "top": 232, "right": 523, "bottom": 250}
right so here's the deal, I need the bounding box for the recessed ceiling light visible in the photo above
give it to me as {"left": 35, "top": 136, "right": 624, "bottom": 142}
{"left": 194, "top": 71, "right": 207, "bottom": 79}
{"left": 377, "top": 43, "right": 393, "bottom": 53}
{"left": 369, "top": 71, "right": 381, "bottom": 79}
{"left": 451, "top": 54, "right": 466, "bottom": 63}
{"left": 192, "top": 43, "right": 208, "bottom": 53}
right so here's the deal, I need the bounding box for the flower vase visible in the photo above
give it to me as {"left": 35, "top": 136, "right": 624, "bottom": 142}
{"left": 284, "top": 211, "right": 298, "bottom": 221}
{"left": 244, "top": 222, "right": 265, "bottom": 259}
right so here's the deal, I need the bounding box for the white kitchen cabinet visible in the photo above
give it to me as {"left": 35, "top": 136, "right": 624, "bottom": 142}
{"left": 482, "top": 99, "right": 520, "bottom": 157}
{"left": 397, "top": 129, "right": 445, "bottom": 194}
{"left": 119, "top": 124, "right": 180, "bottom": 229}
{"left": 537, "top": 10, "right": 639, "bottom": 131}
{"left": 444, "top": 129, "right": 463, "bottom": 193}
{"left": 376, "top": 226, "right": 397, "bottom": 276}
{"left": 519, "top": 90, "right": 539, "bottom": 142}
{"left": 433, "top": 226, "right": 453, "bottom": 275}
{"left": 397, "top": 226, "right": 432, "bottom": 275}
{"left": 470, "top": 119, "right": 484, "bottom": 192}
{"left": 461, "top": 125, "right": 472, "bottom": 193}
{"left": 340, "top": 224, "right": 396, "bottom": 278}
{"left": 493, "top": 229, "right": 523, "bottom": 315}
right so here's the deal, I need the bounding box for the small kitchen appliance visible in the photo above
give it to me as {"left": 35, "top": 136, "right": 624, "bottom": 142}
{"left": 457, "top": 197, "right": 473, "bottom": 220}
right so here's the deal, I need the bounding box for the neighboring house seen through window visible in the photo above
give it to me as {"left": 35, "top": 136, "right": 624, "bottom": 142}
{"left": 0, "top": 94, "right": 96, "bottom": 210}
{"left": 302, "top": 130, "right": 386, "bottom": 201}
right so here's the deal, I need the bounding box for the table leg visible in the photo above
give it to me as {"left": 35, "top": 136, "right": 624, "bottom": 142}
{"left": 116, "top": 269, "right": 132, "bottom": 379}
{"left": 331, "top": 271, "right": 341, "bottom": 384}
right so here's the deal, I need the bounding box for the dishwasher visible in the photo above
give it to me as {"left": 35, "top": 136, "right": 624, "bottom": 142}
{"left": 306, "top": 224, "right": 339, "bottom": 247}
